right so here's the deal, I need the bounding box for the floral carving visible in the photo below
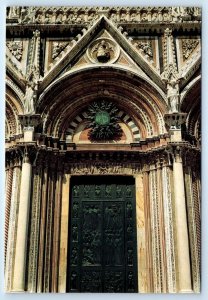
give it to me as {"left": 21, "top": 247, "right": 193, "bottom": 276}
{"left": 6, "top": 41, "right": 23, "bottom": 61}
{"left": 182, "top": 39, "right": 199, "bottom": 60}
{"left": 135, "top": 41, "right": 153, "bottom": 58}
{"left": 52, "top": 41, "right": 69, "bottom": 59}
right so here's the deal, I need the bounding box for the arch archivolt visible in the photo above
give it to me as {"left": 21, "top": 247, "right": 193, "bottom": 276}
{"left": 6, "top": 93, "right": 23, "bottom": 137}
{"left": 39, "top": 67, "right": 168, "bottom": 141}
{"left": 180, "top": 75, "right": 201, "bottom": 108}
{"left": 180, "top": 76, "right": 200, "bottom": 139}
{"left": 6, "top": 78, "right": 25, "bottom": 108}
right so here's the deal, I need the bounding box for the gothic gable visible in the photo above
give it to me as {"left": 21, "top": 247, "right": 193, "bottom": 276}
{"left": 40, "top": 15, "right": 164, "bottom": 92}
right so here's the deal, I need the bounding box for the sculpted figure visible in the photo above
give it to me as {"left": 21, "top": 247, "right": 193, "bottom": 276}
{"left": 167, "top": 79, "right": 180, "bottom": 113}
{"left": 24, "top": 69, "right": 38, "bottom": 115}
{"left": 96, "top": 40, "right": 110, "bottom": 63}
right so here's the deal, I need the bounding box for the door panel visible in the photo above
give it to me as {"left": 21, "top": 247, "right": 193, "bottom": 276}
{"left": 67, "top": 176, "right": 138, "bottom": 293}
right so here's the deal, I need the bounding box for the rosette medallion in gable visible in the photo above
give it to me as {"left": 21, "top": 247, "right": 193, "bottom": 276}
{"left": 87, "top": 38, "right": 120, "bottom": 64}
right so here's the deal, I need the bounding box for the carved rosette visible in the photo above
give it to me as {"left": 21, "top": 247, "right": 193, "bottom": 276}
{"left": 6, "top": 41, "right": 23, "bottom": 61}
{"left": 87, "top": 101, "right": 122, "bottom": 141}
{"left": 135, "top": 41, "right": 153, "bottom": 58}
{"left": 182, "top": 39, "right": 199, "bottom": 60}
{"left": 87, "top": 38, "right": 120, "bottom": 64}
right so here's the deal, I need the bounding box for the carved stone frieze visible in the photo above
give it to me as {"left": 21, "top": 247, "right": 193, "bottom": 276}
{"left": 6, "top": 41, "right": 23, "bottom": 61}
{"left": 182, "top": 39, "right": 199, "bottom": 60}
{"left": 6, "top": 7, "right": 201, "bottom": 25}
{"left": 69, "top": 163, "right": 141, "bottom": 175}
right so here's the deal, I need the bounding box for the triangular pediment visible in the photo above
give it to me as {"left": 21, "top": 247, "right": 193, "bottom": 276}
{"left": 39, "top": 15, "right": 165, "bottom": 93}
{"left": 62, "top": 30, "right": 150, "bottom": 80}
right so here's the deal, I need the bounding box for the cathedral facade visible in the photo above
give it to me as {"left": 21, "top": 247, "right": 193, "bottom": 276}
{"left": 5, "top": 6, "right": 201, "bottom": 293}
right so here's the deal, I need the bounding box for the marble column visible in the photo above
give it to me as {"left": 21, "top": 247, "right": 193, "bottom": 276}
{"left": 134, "top": 174, "right": 147, "bottom": 293}
{"left": 5, "top": 158, "right": 21, "bottom": 291}
{"left": 5, "top": 164, "right": 13, "bottom": 269}
{"left": 172, "top": 147, "right": 192, "bottom": 292}
{"left": 143, "top": 169, "right": 154, "bottom": 292}
{"left": 58, "top": 173, "right": 71, "bottom": 292}
{"left": 12, "top": 153, "right": 32, "bottom": 291}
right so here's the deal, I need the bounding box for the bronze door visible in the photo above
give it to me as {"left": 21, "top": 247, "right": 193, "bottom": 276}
{"left": 67, "top": 176, "right": 138, "bottom": 293}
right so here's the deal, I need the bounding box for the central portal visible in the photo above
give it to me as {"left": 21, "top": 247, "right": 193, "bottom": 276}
{"left": 67, "top": 176, "right": 138, "bottom": 293}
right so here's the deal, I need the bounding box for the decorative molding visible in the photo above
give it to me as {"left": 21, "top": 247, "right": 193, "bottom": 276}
{"left": 69, "top": 163, "right": 141, "bottom": 175}
{"left": 5, "top": 166, "right": 21, "bottom": 291}
{"left": 162, "top": 166, "right": 176, "bottom": 292}
{"left": 149, "top": 169, "right": 162, "bottom": 292}
{"left": 28, "top": 167, "right": 42, "bottom": 292}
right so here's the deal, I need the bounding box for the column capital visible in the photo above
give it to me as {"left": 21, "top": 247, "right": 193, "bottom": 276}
{"left": 165, "top": 144, "right": 186, "bottom": 164}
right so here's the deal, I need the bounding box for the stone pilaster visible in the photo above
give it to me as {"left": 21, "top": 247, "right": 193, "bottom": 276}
{"left": 149, "top": 163, "right": 162, "bottom": 293}
{"left": 156, "top": 158, "right": 167, "bottom": 293}
{"left": 58, "top": 172, "right": 71, "bottom": 293}
{"left": 44, "top": 162, "right": 56, "bottom": 292}
{"left": 161, "top": 158, "right": 176, "bottom": 292}
{"left": 37, "top": 160, "right": 49, "bottom": 292}
{"left": 134, "top": 173, "right": 147, "bottom": 293}
{"left": 12, "top": 152, "right": 32, "bottom": 291}
{"left": 142, "top": 165, "right": 154, "bottom": 292}
{"left": 52, "top": 159, "right": 64, "bottom": 292}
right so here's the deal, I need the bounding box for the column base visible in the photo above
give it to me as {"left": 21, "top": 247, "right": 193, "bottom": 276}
{"left": 179, "top": 289, "right": 193, "bottom": 293}
{"left": 9, "top": 289, "right": 25, "bottom": 293}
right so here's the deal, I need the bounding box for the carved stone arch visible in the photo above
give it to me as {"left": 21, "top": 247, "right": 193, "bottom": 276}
{"left": 44, "top": 93, "right": 161, "bottom": 140}
{"left": 38, "top": 65, "right": 168, "bottom": 109}
{"left": 38, "top": 67, "right": 168, "bottom": 139}
{"left": 6, "top": 78, "right": 25, "bottom": 109}
{"left": 180, "top": 76, "right": 200, "bottom": 142}
{"left": 6, "top": 91, "right": 23, "bottom": 137}
{"left": 180, "top": 75, "right": 201, "bottom": 109}
{"left": 64, "top": 108, "right": 141, "bottom": 143}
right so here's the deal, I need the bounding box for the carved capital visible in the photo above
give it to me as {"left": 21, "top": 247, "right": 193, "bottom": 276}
{"left": 164, "top": 112, "right": 187, "bottom": 129}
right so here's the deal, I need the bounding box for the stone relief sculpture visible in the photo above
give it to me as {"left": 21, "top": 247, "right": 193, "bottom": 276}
{"left": 24, "top": 67, "right": 38, "bottom": 115}
{"left": 167, "top": 77, "right": 180, "bottom": 113}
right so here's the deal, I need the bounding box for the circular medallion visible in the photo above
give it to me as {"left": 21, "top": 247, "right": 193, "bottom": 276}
{"left": 87, "top": 38, "right": 120, "bottom": 64}
{"left": 95, "top": 111, "right": 110, "bottom": 125}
